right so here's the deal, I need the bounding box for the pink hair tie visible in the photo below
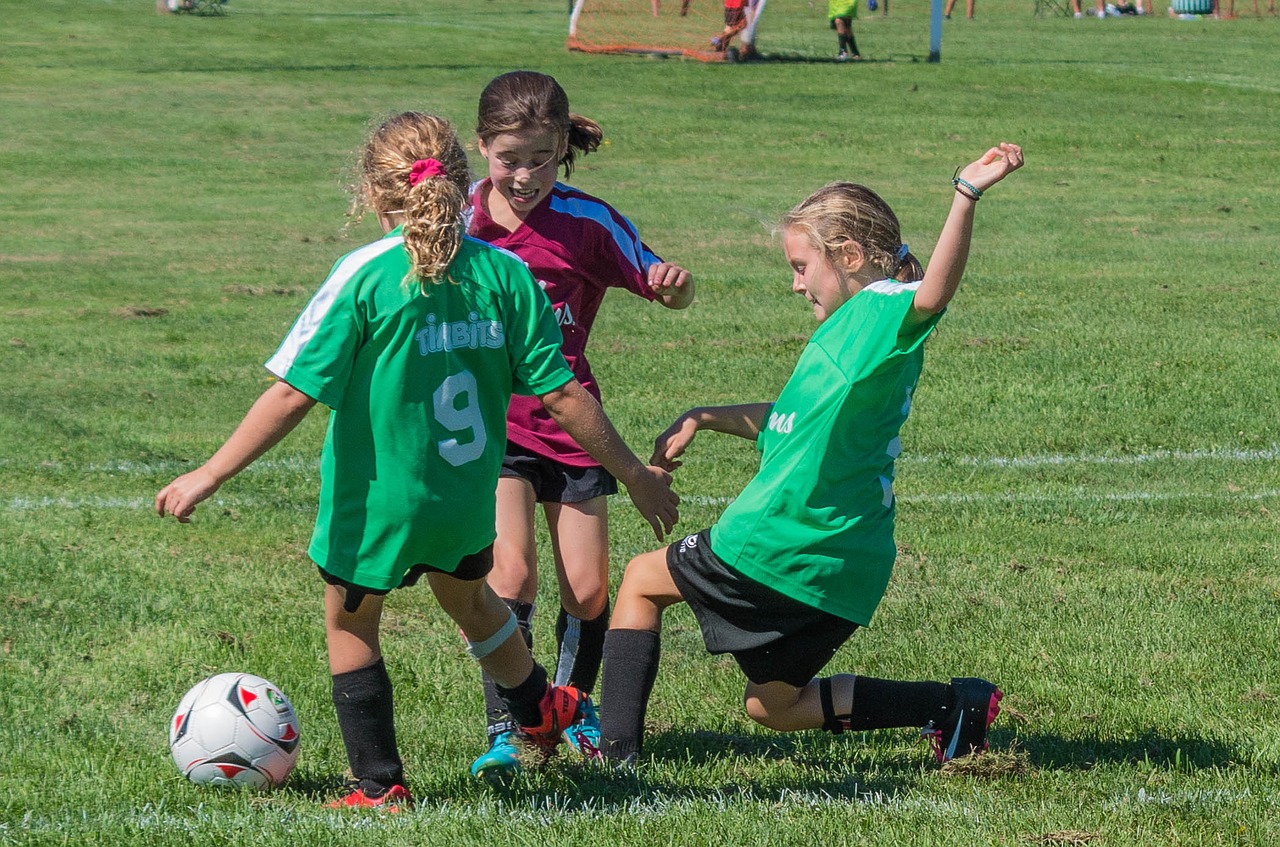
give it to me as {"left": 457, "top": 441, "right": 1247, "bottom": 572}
{"left": 409, "top": 158, "right": 446, "bottom": 186}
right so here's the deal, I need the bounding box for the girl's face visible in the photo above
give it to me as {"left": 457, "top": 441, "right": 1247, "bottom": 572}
{"left": 783, "top": 227, "right": 860, "bottom": 322}
{"left": 478, "top": 129, "right": 565, "bottom": 219}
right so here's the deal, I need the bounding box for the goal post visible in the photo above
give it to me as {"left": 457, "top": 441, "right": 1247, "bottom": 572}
{"left": 568, "top": 0, "right": 768, "bottom": 62}
{"left": 568, "top": 0, "right": 946, "bottom": 63}
{"left": 742, "top": 0, "right": 766, "bottom": 48}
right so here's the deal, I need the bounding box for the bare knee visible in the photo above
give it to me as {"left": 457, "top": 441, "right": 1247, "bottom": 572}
{"left": 491, "top": 538, "right": 537, "bottom": 599}
{"left": 492, "top": 478, "right": 538, "bottom": 600}
{"left": 493, "top": 538, "right": 535, "bottom": 575}
{"left": 427, "top": 572, "right": 497, "bottom": 633}
{"left": 559, "top": 573, "right": 608, "bottom": 619}
{"left": 439, "top": 591, "right": 487, "bottom": 629}
{"left": 743, "top": 681, "right": 810, "bottom": 732}
{"left": 744, "top": 695, "right": 782, "bottom": 729}
{"left": 611, "top": 548, "right": 682, "bottom": 631}
{"left": 744, "top": 693, "right": 797, "bottom": 730}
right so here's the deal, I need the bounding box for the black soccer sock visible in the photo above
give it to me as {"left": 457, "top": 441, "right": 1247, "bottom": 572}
{"left": 554, "top": 599, "right": 610, "bottom": 694}
{"left": 480, "top": 599, "right": 535, "bottom": 741}
{"left": 821, "top": 675, "right": 952, "bottom": 732}
{"left": 598, "top": 628, "right": 661, "bottom": 763}
{"left": 848, "top": 33, "right": 860, "bottom": 55}
{"left": 495, "top": 663, "right": 549, "bottom": 729}
{"left": 331, "top": 658, "right": 404, "bottom": 791}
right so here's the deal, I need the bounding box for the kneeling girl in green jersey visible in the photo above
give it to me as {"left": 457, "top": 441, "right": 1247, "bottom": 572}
{"left": 594, "top": 142, "right": 1023, "bottom": 766}
{"left": 155, "top": 112, "right": 678, "bottom": 807}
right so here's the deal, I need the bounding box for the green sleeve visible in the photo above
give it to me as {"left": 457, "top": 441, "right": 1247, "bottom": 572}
{"left": 502, "top": 260, "right": 573, "bottom": 397}
{"left": 266, "top": 259, "right": 363, "bottom": 410}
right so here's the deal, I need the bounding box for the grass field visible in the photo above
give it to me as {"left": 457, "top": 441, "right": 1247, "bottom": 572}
{"left": 3, "top": 0, "right": 1279, "bottom": 844}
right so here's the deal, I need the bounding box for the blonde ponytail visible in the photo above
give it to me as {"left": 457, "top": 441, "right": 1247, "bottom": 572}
{"left": 402, "top": 172, "right": 466, "bottom": 284}
{"left": 352, "top": 112, "right": 472, "bottom": 288}
{"left": 782, "top": 182, "right": 910, "bottom": 282}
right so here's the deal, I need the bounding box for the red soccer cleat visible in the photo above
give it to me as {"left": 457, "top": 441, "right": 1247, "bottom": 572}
{"left": 519, "top": 685, "right": 587, "bottom": 756}
{"left": 326, "top": 781, "right": 413, "bottom": 812}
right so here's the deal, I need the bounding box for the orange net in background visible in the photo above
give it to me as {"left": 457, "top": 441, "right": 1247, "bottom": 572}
{"left": 568, "top": 0, "right": 767, "bottom": 62}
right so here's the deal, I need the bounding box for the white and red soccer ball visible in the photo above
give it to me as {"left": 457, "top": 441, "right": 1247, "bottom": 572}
{"left": 169, "top": 672, "right": 301, "bottom": 788}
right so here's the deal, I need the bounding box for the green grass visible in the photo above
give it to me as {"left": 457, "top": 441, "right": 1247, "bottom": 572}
{"left": 3, "top": 0, "right": 1280, "bottom": 844}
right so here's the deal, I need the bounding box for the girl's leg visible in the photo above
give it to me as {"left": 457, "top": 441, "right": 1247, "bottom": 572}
{"left": 745, "top": 675, "right": 954, "bottom": 732}
{"left": 744, "top": 677, "right": 848, "bottom": 731}
{"left": 429, "top": 571, "right": 536, "bottom": 690}
{"left": 325, "top": 584, "right": 407, "bottom": 796}
{"left": 834, "top": 18, "right": 859, "bottom": 58}
{"left": 598, "top": 547, "right": 685, "bottom": 762}
{"left": 834, "top": 17, "right": 851, "bottom": 55}
{"left": 476, "top": 478, "right": 540, "bottom": 754}
{"left": 544, "top": 496, "right": 610, "bottom": 692}
{"left": 610, "top": 546, "right": 684, "bottom": 630}
{"left": 491, "top": 477, "right": 540, "bottom": 604}
{"left": 744, "top": 674, "right": 982, "bottom": 749}
{"left": 430, "top": 570, "right": 581, "bottom": 748}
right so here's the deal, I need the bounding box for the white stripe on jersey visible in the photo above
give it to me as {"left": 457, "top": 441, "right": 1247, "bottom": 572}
{"left": 547, "top": 184, "right": 659, "bottom": 275}
{"left": 465, "top": 233, "right": 528, "bottom": 269}
{"left": 265, "top": 236, "right": 404, "bottom": 379}
{"left": 864, "top": 278, "right": 922, "bottom": 294}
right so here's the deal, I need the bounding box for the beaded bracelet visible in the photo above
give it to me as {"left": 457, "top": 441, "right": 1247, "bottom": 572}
{"left": 952, "top": 168, "right": 983, "bottom": 201}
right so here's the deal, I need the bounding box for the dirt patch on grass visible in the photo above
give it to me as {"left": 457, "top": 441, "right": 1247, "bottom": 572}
{"left": 114, "top": 306, "right": 169, "bottom": 318}
{"left": 223, "top": 284, "right": 308, "bottom": 297}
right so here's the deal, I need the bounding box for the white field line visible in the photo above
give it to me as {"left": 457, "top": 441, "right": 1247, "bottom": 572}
{"left": 909, "top": 445, "right": 1280, "bottom": 468}
{"left": 1146, "top": 72, "right": 1280, "bottom": 96}
{"left": 2, "top": 445, "right": 1278, "bottom": 476}
{"left": 4, "top": 785, "right": 1270, "bottom": 836}
{"left": 1, "top": 446, "right": 1277, "bottom": 513}
{"left": 5, "top": 487, "right": 1280, "bottom": 515}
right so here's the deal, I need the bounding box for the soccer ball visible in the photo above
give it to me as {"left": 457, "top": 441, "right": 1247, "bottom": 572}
{"left": 169, "top": 672, "right": 301, "bottom": 788}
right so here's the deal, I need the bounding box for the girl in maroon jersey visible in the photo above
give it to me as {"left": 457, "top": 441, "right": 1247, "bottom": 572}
{"left": 465, "top": 70, "right": 694, "bottom": 781}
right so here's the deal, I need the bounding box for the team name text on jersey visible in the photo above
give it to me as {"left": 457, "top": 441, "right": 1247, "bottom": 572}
{"left": 416, "top": 313, "right": 505, "bottom": 355}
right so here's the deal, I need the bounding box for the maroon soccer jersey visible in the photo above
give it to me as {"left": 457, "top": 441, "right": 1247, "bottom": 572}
{"left": 468, "top": 179, "right": 660, "bottom": 466}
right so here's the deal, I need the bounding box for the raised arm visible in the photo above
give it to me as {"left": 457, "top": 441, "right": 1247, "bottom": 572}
{"left": 155, "top": 379, "right": 317, "bottom": 523}
{"left": 909, "top": 143, "right": 1024, "bottom": 323}
{"left": 650, "top": 403, "right": 773, "bottom": 472}
{"left": 538, "top": 379, "right": 680, "bottom": 541}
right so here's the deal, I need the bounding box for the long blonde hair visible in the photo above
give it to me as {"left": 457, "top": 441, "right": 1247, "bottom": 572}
{"left": 781, "top": 182, "right": 922, "bottom": 282}
{"left": 351, "top": 112, "right": 471, "bottom": 287}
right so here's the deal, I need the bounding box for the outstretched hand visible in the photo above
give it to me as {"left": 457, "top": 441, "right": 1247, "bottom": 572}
{"left": 956, "top": 142, "right": 1024, "bottom": 194}
{"left": 626, "top": 465, "right": 680, "bottom": 541}
{"left": 155, "top": 467, "right": 221, "bottom": 524}
{"left": 650, "top": 414, "right": 699, "bottom": 473}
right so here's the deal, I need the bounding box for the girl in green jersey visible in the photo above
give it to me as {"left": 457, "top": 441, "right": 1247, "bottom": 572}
{"left": 156, "top": 112, "right": 677, "bottom": 807}
{"left": 593, "top": 143, "right": 1023, "bottom": 766}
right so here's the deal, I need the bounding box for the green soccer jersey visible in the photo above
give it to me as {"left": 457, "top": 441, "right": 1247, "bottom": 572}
{"left": 709, "top": 280, "right": 942, "bottom": 626}
{"left": 266, "top": 230, "right": 573, "bottom": 590}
